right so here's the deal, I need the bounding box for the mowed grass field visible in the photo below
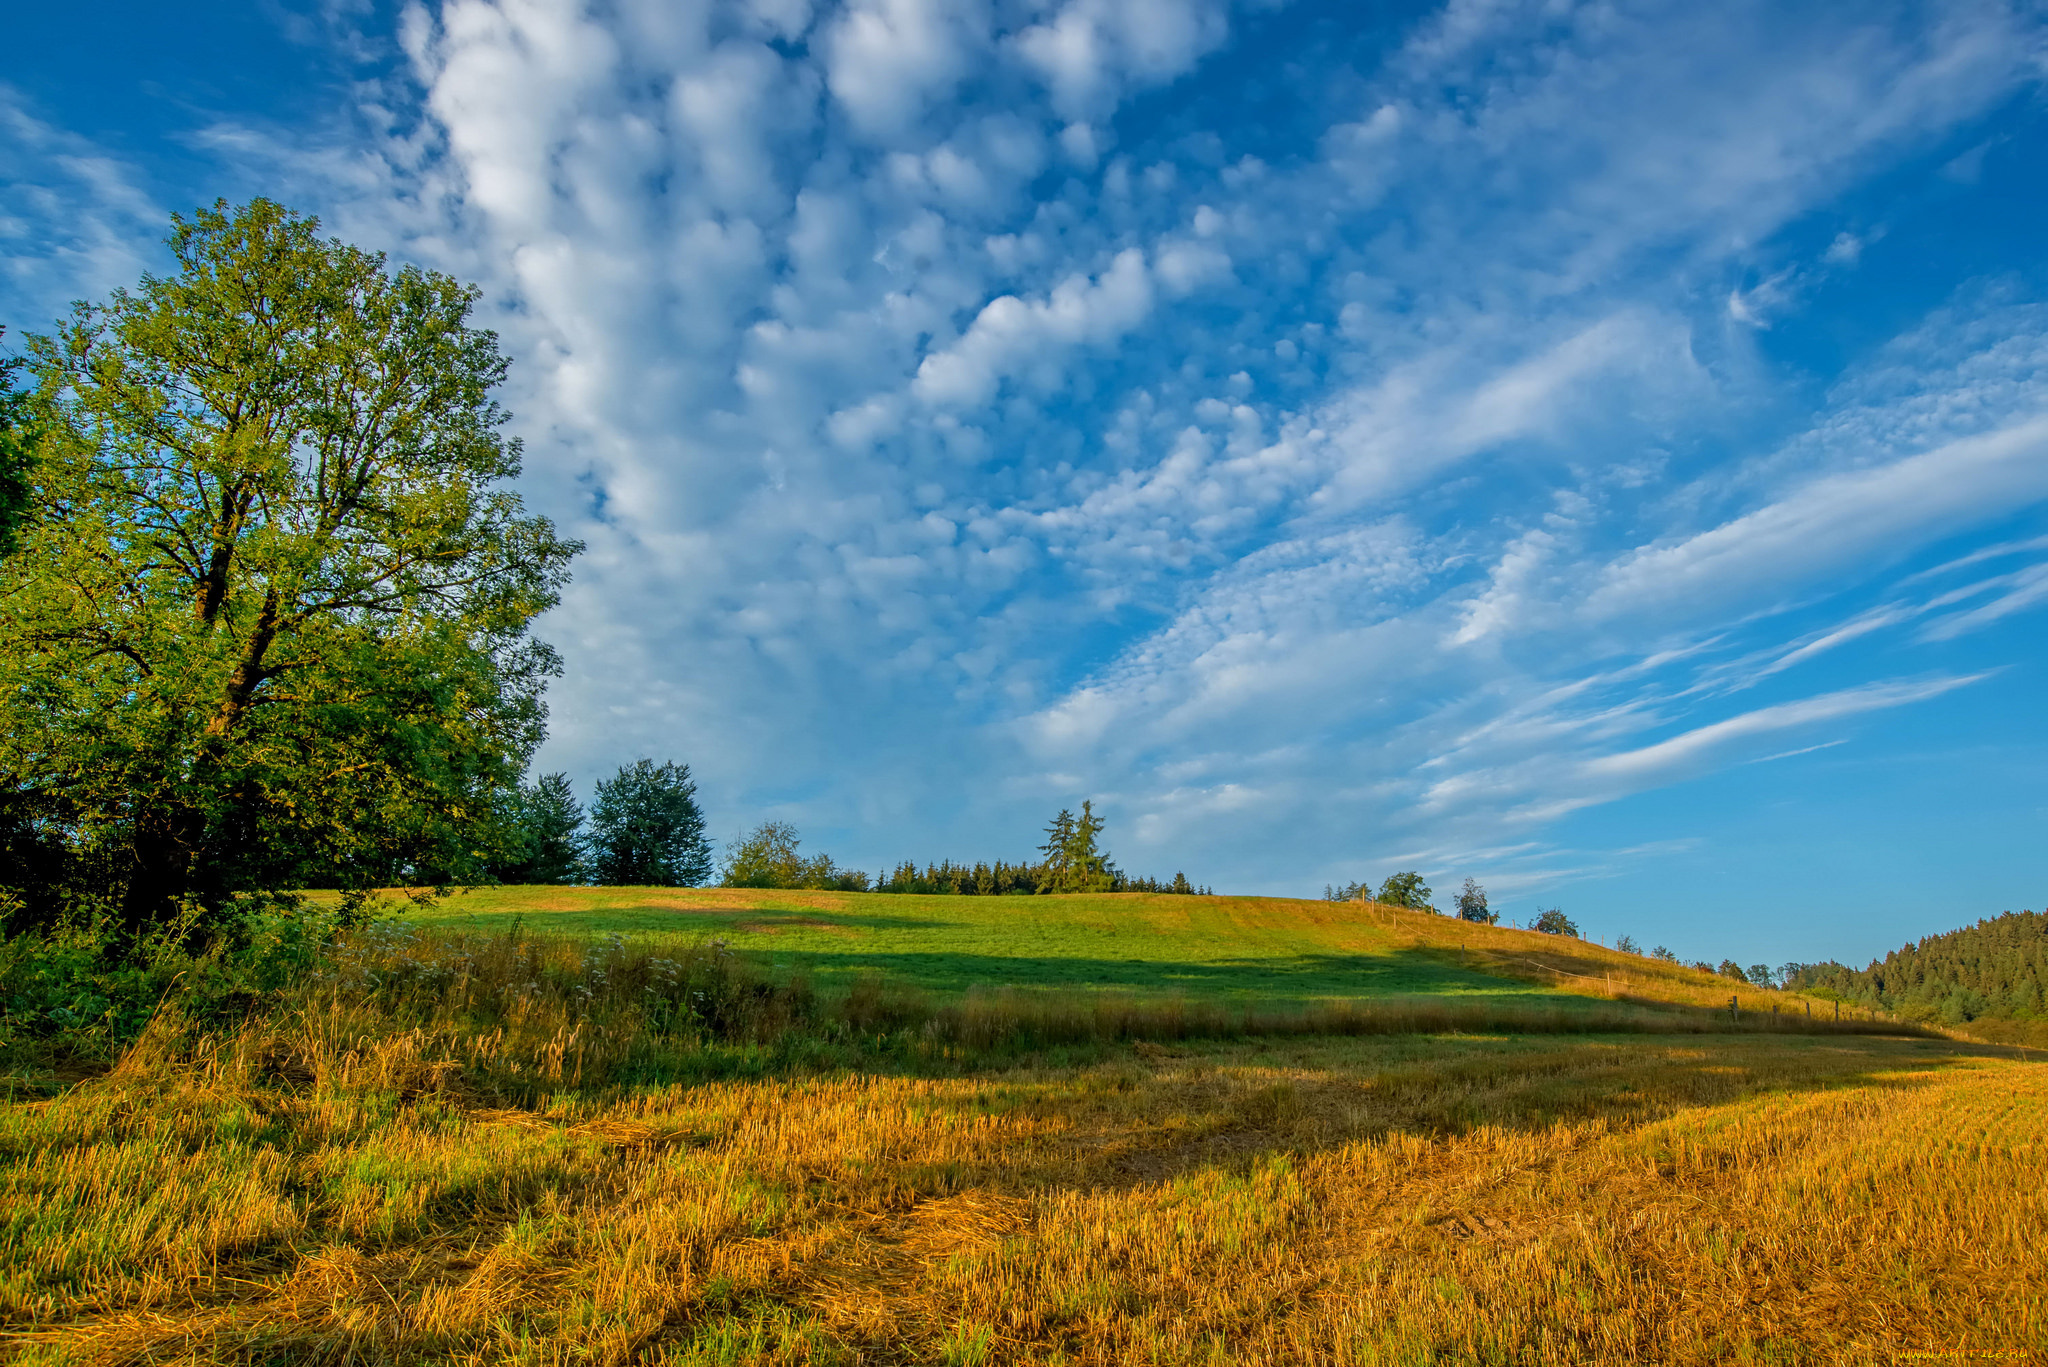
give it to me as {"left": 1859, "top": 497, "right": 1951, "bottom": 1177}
{"left": 3, "top": 1029, "right": 2040, "bottom": 1364}
{"left": 4, "top": 888, "right": 2039, "bottom": 1364}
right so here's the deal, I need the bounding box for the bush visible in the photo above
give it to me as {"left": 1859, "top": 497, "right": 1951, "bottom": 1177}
{"left": 1530, "top": 908, "right": 1579, "bottom": 937}
{"left": 0, "top": 893, "right": 362, "bottom": 1068}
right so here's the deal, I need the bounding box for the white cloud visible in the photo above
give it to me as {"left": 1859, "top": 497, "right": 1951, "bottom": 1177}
{"left": 1588, "top": 414, "right": 2048, "bottom": 624}
{"left": 1012, "top": 0, "right": 1232, "bottom": 120}
{"left": 911, "top": 247, "right": 1154, "bottom": 407}
{"left": 826, "top": 0, "right": 985, "bottom": 138}
{"left": 1579, "top": 676, "right": 1985, "bottom": 785}
{"left": 0, "top": 87, "right": 165, "bottom": 324}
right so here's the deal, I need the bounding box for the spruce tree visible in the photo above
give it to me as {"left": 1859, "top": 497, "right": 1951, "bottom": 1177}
{"left": 495, "top": 772, "right": 585, "bottom": 884}
{"left": 1040, "top": 808, "right": 1076, "bottom": 891}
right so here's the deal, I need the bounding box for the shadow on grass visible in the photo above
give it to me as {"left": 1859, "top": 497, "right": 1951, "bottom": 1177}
{"left": 889, "top": 1032, "right": 2031, "bottom": 1194}
{"left": 412, "top": 920, "right": 1546, "bottom": 1004}
{"left": 773, "top": 945, "right": 1558, "bottom": 1005}
{"left": 419, "top": 905, "right": 968, "bottom": 935}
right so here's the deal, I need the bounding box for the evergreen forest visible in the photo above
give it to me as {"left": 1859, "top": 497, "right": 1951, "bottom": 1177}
{"left": 1785, "top": 910, "right": 2048, "bottom": 1025}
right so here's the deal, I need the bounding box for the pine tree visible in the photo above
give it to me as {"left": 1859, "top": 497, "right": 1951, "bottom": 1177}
{"left": 1040, "top": 808, "right": 1076, "bottom": 892}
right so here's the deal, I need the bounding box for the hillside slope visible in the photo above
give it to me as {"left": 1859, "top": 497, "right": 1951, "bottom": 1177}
{"left": 388, "top": 885, "right": 1856, "bottom": 1023}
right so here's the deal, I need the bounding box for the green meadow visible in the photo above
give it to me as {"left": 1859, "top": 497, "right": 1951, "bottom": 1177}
{"left": 373, "top": 884, "right": 1813, "bottom": 1024}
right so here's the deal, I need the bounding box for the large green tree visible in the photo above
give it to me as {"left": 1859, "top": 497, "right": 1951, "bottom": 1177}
{"left": 586, "top": 760, "right": 712, "bottom": 887}
{"left": 0, "top": 200, "right": 579, "bottom": 930}
{"left": 1377, "top": 871, "right": 1433, "bottom": 910}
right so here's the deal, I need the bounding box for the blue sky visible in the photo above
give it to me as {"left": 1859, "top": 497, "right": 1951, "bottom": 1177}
{"left": 5, "top": 0, "right": 2046, "bottom": 967}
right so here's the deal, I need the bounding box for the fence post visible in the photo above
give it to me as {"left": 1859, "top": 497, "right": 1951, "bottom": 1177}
{"left": 1729, "top": 995, "right": 1738, "bottom": 1026}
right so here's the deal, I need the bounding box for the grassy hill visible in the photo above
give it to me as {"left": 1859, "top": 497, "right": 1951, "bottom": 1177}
{"left": 387, "top": 884, "right": 1866, "bottom": 1026}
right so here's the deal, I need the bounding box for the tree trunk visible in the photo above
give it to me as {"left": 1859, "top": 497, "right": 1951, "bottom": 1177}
{"left": 119, "top": 804, "right": 201, "bottom": 937}
{"left": 206, "top": 586, "right": 281, "bottom": 739}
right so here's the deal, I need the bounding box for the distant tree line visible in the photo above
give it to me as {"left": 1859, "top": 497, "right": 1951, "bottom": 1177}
{"left": 477, "top": 774, "right": 1210, "bottom": 896}
{"left": 1320, "top": 872, "right": 1810, "bottom": 977}
{"left": 1779, "top": 910, "right": 2047, "bottom": 1025}
{"left": 471, "top": 760, "right": 712, "bottom": 889}
{"left": 1322, "top": 873, "right": 1583, "bottom": 934}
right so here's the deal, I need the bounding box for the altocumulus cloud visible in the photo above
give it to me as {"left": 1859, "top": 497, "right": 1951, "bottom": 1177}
{"left": 5, "top": 0, "right": 2048, "bottom": 939}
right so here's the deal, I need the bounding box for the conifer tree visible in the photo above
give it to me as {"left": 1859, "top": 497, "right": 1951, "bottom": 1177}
{"left": 494, "top": 772, "right": 585, "bottom": 884}
{"left": 1040, "top": 808, "right": 1076, "bottom": 890}
{"left": 1062, "top": 800, "right": 1113, "bottom": 892}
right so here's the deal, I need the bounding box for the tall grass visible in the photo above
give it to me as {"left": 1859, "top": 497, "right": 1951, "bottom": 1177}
{"left": 166, "top": 921, "right": 1939, "bottom": 1102}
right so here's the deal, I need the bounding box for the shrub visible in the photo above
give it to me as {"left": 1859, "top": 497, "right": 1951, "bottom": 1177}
{"left": 1530, "top": 908, "right": 1579, "bottom": 937}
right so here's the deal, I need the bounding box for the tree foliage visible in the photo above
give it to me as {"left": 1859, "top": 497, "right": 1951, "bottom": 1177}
{"left": 1530, "top": 907, "right": 1579, "bottom": 937}
{"left": 721, "top": 821, "right": 866, "bottom": 891}
{"left": 1040, "top": 800, "right": 1113, "bottom": 893}
{"left": 1454, "top": 877, "right": 1494, "bottom": 924}
{"left": 871, "top": 804, "right": 1207, "bottom": 896}
{"left": 1377, "top": 871, "right": 1432, "bottom": 910}
{"left": 586, "top": 761, "right": 711, "bottom": 887}
{"left": 0, "top": 333, "right": 38, "bottom": 561}
{"left": 0, "top": 201, "right": 579, "bottom": 931}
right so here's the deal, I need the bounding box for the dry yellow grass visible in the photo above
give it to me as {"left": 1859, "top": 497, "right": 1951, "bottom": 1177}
{"left": 3, "top": 1017, "right": 2040, "bottom": 1365}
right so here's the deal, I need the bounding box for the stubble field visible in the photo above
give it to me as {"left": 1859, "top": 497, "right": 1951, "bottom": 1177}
{"left": 1, "top": 890, "right": 2039, "bottom": 1364}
